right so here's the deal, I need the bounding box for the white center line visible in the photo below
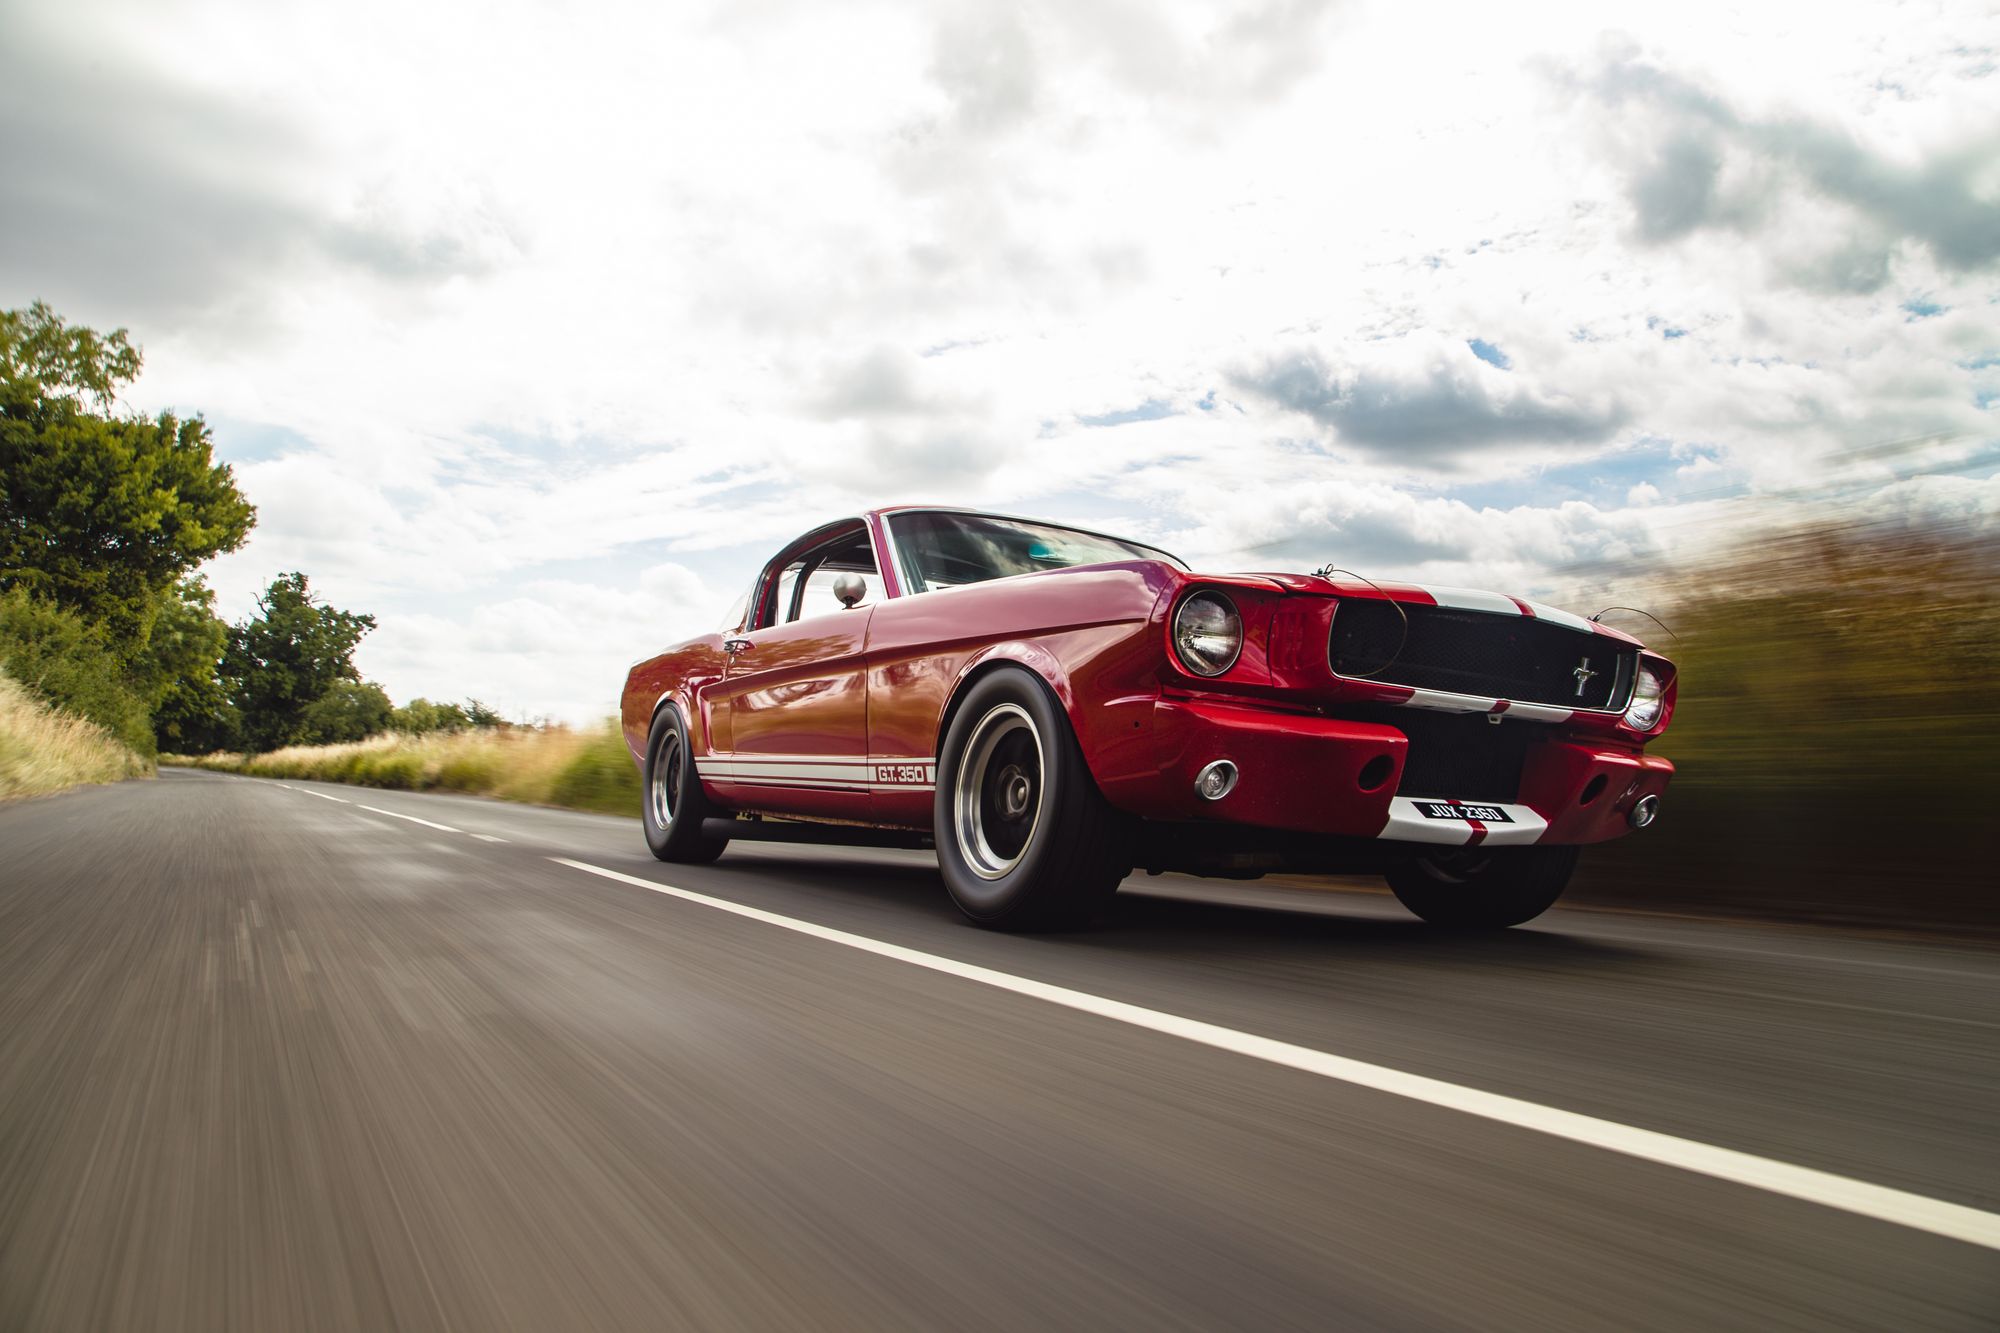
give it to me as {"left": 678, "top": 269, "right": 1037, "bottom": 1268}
{"left": 551, "top": 855, "right": 2000, "bottom": 1254}
{"left": 356, "top": 805, "right": 462, "bottom": 834}
{"left": 470, "top": 833, "right": 509, "bottom": 843}
{"left": 303, "top": 790, "right": 351, "bottom": 804}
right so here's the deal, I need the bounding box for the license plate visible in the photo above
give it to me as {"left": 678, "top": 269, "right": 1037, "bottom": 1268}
{"left": 1413, "top": 800, "right": 1513, "bottom": 823}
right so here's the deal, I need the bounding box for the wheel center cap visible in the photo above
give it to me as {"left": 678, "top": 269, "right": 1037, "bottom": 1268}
{"left": 998, "top": 767, "right": 1032, "bottom": 819}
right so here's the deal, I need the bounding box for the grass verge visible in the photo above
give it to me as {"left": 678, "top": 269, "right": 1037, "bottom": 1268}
{"left": 170, "top": 723, "right": 641, "bottom": 815}
{"left": 0, "top": 670, "right": 152, "bottom": 800}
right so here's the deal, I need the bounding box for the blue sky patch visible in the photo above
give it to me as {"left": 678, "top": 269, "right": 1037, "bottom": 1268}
{"left": 1467, "top": 338, "right": 1511, "bottom": 369}
{"left": 1077, "top": 398, "right": 1176, "bottom": 428}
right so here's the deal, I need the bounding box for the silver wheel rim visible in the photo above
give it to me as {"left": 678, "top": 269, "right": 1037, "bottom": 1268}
{"left": 952, "top": 703, "right": 1044, "bottom": 881}
{"left": 651, "top": 730, "right": 681, "bottom": 830}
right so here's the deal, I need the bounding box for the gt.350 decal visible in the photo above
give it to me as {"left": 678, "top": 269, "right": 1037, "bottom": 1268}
{"left": 695, "top": 755, "right": 937, "bottom": 790}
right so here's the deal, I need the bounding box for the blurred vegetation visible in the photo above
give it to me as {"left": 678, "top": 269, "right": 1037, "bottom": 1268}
{"left": 1, "top": 303, "right": 255, "bottom": 764}
{"left": 173, "top": 723, "right": 640, "bottom": 815}
{"left": 0, "top": 303, "right": 441, "bottom": 773}
{"left": 0, "top": 668, "right": 150, "bottom": 799}
{"left": 1575, "top": 520, "right": 1999, "bottom": 931}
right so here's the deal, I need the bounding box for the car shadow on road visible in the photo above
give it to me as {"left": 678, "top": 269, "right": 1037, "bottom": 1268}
{"left": 706, "top": 848, "right": 1656, "bottom": 971}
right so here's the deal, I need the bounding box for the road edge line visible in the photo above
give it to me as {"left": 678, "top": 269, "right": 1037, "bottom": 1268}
{"left": 549, "top": 855, "right": 2000, "bottom": 1253}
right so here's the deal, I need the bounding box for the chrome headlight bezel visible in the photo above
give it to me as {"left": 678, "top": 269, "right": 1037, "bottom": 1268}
{"left": 1624, "top": 663, "right": 1669, "bottom": 732}
{"left": 1172, "top": 591, "right": 1243, "bottom": 677}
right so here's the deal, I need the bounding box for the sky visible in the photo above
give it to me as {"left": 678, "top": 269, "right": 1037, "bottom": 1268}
{"left": 4, "top": 0, "right": 1996, "bottom": 722}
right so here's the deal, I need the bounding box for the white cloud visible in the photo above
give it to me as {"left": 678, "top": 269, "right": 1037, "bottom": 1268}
{"left": 4, "top": 0, "right": 1995, "bottom": 719}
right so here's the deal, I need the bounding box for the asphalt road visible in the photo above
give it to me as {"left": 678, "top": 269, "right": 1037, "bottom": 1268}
{"left": 2, "top": 769, "right": 1996, "bottom": 1331}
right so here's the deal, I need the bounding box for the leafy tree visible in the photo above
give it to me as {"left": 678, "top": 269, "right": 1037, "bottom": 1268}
{"left": 390, "top": 697, "right": 472, "bottom": 734}
{"left": 146, "top": 578, "right": 238, "bottom": 752}
{"left": 227, "top": 572, "right": 377, "bottom": 750}
{"left": 0, "top": 587, "right": 152, "bottom": 753}
{"left": 464, "top": 698, "right": 507, "bottom": 729}
{"left": 298, "top": 679, "right": 393, "bottom": 745}
{"left": 1, "top": 302, "right": 255, "bottom": 648}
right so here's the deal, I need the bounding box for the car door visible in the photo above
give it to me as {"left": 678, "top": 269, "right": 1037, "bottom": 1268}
{"left": 702, "top": 523, "right": 877, "bottom": 819}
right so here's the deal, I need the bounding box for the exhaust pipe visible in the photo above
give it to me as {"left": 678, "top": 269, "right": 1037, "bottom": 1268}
{"left": 1628, "top": 794, "right": 1661, "bottom": 829}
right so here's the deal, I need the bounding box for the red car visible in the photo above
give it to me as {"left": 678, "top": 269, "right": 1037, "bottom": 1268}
{"left": 621, "top": 507, "right": 1675, "bottom": 930}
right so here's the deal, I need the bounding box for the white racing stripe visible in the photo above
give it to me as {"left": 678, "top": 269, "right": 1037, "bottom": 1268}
{"left": 356, "top": 804, "right": 462, "bottom": 834}
{"left": 551, "top": 855, "right": 2000, "bottom": 1254}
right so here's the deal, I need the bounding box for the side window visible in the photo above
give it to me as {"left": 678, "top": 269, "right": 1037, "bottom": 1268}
{"left": 794, "top": 566, "right": 868, "bottom": 620}
{"left": 750, "top": 525, "right": 879, "bottom": 629}
{"left": 764, "top": 560, "right": 807, "bottom": 629}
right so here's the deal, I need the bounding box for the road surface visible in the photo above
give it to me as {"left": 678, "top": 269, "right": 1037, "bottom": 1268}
{"left": 1, "top": 768, "right": 1995, "bottom": 1330}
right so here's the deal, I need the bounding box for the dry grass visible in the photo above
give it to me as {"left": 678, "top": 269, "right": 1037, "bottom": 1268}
{"left": 0, "top": 670, "right": 152, "bottom": 800}
{"left": 171, "top": 722, "right": 640, "bottom": 815}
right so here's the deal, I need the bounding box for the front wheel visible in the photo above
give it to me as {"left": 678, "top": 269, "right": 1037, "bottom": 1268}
{"left": 642, "top": 706, "right": 728, "bottom": 864}
{"left": 934, "top": 669, "right": 1132, "bottom": 930}
{"left": 1385, "top": 844, "right": 1577, "bottom": 929}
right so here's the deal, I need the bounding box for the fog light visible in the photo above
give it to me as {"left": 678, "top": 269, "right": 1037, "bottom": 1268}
{"left": 1629, "top": 794, "right": 1660, "bottom": 829}
{"left": 1195, "top": 760, "right": 1239, "bottom": 801}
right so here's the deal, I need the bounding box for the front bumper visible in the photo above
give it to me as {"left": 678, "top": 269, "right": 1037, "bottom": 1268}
{"left": 1099, "top": 697, "right": 1673, "bottom": 846}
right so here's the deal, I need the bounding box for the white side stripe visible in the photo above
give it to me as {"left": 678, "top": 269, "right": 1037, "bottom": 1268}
{"left": 697, "top": 754, "right": 938, "bottom": 789}
{"left": 549, "top": 857, "right": 2000, "bottom": 1254}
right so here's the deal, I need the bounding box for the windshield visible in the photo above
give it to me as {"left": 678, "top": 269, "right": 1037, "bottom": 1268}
{"left": 889, "top": 512, "right": 1182, "bottom": 593}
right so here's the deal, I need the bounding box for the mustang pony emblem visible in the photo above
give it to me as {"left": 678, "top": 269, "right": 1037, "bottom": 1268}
{"left": 1572, "top": 657, "right": 1598, "bottom": 697}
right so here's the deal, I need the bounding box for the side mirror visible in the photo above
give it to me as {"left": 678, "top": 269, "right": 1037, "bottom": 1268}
{"left": 832, "top": 572, "right": 868, "bottom": 608}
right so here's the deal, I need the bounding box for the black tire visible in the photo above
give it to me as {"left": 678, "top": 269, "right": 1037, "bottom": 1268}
{"left": 934, "top": 668, "right": 1133, "bottom": 930}
{"left": 1385, "top": 844, "right": 1577, "bottom": 929}
{"left": 642, "top": 706, "right": 728, "bottom": 864}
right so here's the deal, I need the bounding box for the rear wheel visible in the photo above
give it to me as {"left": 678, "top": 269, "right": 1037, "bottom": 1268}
{"left": 1385, "top": 844, "right": 1577, "bottom": 929}
{"left": 642, "top": 706, "right": 727, "bottom": 864}
{"left": 934, "top": 669, "right": 1132, "bottom": 930}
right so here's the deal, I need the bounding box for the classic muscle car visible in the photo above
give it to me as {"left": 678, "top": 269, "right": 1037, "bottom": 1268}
{"left": 621, "top": 507, "right": 1675, "bottom": 930}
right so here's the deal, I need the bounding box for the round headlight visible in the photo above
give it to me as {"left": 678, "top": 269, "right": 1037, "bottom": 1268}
{"left": 1624, "top": 665, "right": 1668, "bottom": 732}
{"left": 1173, "top": 592, "right": 1242, "bottom": 677}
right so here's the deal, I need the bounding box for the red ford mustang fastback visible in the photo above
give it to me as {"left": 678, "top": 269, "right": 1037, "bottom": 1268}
{"left": 621, "top": 507, "right": 1675, "bottom": 930}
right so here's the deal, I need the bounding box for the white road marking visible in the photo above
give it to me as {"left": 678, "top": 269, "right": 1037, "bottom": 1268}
{"left": 303, "top": 790, "right": 351, "bottom": 804}
{"left": 356, "top": 805, "right": 462, "bottom": 834}
{"left": 470, "top": 833, "right": 509, "bottom": 843}
{"left": 552, "top": 855, "right": 2000, "bottom": 1254}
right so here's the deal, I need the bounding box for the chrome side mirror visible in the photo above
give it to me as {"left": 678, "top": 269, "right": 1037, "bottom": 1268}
{"left": 832, "top": 572, "right": 868, "bottom": 608}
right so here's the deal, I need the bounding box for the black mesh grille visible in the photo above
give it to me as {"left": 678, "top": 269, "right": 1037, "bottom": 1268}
{"left": 1329, "top": 601, "right": 1631, "bottom": 709}
{"left": 1395, "top": 712, "right": 1534, "bottom": 802}
{"left": 1346, "top": 706, "right": 1537, "bottom": 803}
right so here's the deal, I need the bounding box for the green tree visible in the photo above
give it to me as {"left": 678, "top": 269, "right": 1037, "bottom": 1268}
{"left": 227, "top": 572, "right": 377, "bottom": 750}
{"left": 146, "top": 578, "right": 238, "bottom": 752}
{"left": 0, "top": 587, "right": 152, "bottom": 752}
{"left": 0, "top": 302, "right": 255, "bottom": 648}
{"left": 390, "top": 697, "right": 473, "bottom": 734}
{"left": 464, "top": 698, "right": 507, "bottom": 729}
{"left": 298, "top": 679, "right": 393, "bottom": 745}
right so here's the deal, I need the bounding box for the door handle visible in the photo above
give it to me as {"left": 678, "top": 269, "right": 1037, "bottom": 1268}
{"left": 723, "top": 637, "right": 753, "bottom": 656}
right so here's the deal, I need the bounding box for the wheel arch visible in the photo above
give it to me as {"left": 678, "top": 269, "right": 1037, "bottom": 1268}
{"left": 934, "top": 644, "right": 1077, "bottom": 767}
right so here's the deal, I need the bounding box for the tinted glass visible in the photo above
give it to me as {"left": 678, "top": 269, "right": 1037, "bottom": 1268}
{"left": 890, "top": 512, "right": 1179, "bottom": 592}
